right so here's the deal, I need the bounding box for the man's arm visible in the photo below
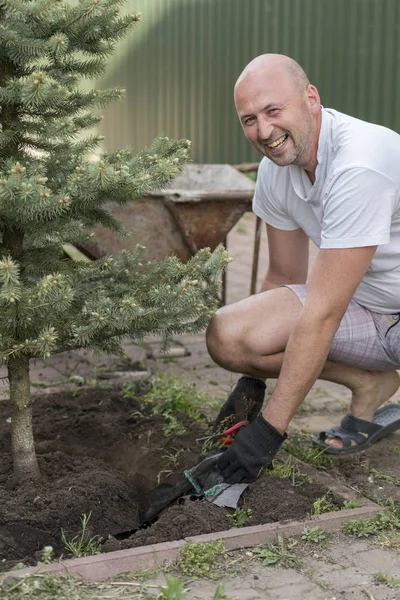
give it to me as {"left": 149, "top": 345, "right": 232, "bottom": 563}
{"left": 263, "top": 245, "right": 378, "bottom": 433}
{"left": 261, "top": 224, "right": 309, "bottom": 291}
{"left": 217, "top": 244, "right": 378, "bottom": 483}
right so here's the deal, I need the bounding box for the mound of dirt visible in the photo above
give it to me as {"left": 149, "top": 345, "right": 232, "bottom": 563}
{"left": 0, "top": 386, "right": 331, "bottom": 570}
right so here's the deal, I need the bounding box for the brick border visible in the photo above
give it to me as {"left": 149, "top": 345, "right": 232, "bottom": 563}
{"left": 2, "top": 504, "right": 381, "bottom": 582}
{"left": 0, "top": 448, "right": 383, "bottom": 583}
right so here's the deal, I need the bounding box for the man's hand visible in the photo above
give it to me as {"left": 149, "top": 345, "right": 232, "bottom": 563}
{"left": 216, "top": 414, "right": 287, "bottom": 483}
{"left": 213, "top": 376, "right": 266, "bottom": 431}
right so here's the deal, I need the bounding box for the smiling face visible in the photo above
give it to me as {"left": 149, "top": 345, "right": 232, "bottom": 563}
{"left": 234, "top": 57, "right": 321, "bottom": 174}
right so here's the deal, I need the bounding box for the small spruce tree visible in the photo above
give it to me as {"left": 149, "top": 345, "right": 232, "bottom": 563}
{"left": 0, "top": 0, "right": 228, "bottom": 483}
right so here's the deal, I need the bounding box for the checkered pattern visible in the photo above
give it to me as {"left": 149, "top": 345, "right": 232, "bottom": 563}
{"left": 285, "top": 284, "right": 400, "bottom": 370}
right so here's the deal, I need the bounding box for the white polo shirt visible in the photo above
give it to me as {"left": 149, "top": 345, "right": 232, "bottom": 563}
{"left": 253, "top": 108, "right": 400, "bottom": 314}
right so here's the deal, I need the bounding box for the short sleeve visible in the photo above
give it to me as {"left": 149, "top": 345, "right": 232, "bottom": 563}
{"left": 252, "top": 159, "right": 299, "bottom": 230}
{"left": 321, "top": 168, "right": 394, "bottom": 249}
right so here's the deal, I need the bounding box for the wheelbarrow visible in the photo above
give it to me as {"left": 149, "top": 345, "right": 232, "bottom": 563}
{"left": 79, "top": 164, "right": 259, "bottom": 303}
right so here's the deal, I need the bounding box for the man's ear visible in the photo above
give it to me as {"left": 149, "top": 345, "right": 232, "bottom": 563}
{"left": 307, "top": 84, "right": 321, "bottom": 114}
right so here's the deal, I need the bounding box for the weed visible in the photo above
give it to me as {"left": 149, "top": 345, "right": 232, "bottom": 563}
{"left": 227, "top": 507, "right": 253, "bottom": 528}
{"left": 375, "top": 572, "right": 400, "bottom": 589}
{"left": 368, "top": 468, "right": 400, "bottom": 487}
{"left": 128, "top": 374, "right": 208, "bottom": 436}
{"left": 212, "top": 583, "right": 231, "bottom": 599}
{"left": 113, "top": 568, "right": 158, "bottom": 580}
{"left": 156, "top": 468, "right": 173, "bottom": 485}
{"left": 297, "top": 403, "right": 311, "bottom": 414}
{"left": 252, "top": 536, "right": 303, "bottom": 568}
{"left": 311, "top": 494, "right": 338, "bottom": 516}
{"left": 137, "top": 428, "right": 155, "bottom": 445}
{"left": 142, "top": 375, "right": 205, "bottom": 419}
{"left": 2, "top": 572, "right": 229, "bottom": 599}
{"left": 158, "top": 575, "right": 188, "bottom": 599}
{"left": 284, "top": 431, "right": 337, "bottom": 471}
{"left": 342, "top": 501, "right": 400, "bottom": 538}
{"left": 301, "top": 526, "right": 327, "bottom": 544}
{"left": 375, "top": 531, "right": 400, "bottom": 549}
{"left": 158, "top": 577, "right": 231, "bottom": 600}
{"left": 388, "top": 445, "right": 400, "bottom": 455}
{"left": 162, "top": 449, "right": 185, "bottom": 467}
{"left": 342, "top": 517, "right": 380, "bottom": 537}
{"left": 61, "top": 513, "right": 103, "bottom": 558}
{"left": 177, "top": 540, "right": 227, "bottom": 579}
{"left": 38, "top": 545, "right": 54, "bottom": 565}
{"left": 342, "top": 499, "right": 358, "bottom": 510}
{"left": 303, "top": 566, "right": 330, "bottom": 591}
{"left": 1, "top": 574, "right": 93, "bottom": 599}
{"left": 266, "top": 455, "right": 308, "bottom": 486}
{"left": 314, "top": 386, "right": 327, "bottom": 394}
{"left": 378, "top": 496, "right": 400, "bottom": 512}
{"left": 236, "top": 221, "right": 247, "bottom": 234}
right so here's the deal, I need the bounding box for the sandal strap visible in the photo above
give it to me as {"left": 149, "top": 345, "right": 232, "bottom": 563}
{"left": 319, "top": 426, "right": 366, "bottom": 448}
{"left": 319, "top": 413, "right": 382, "bottom": 448}
{"left": 340, "top": 412, "right": 382, "bottom": 435}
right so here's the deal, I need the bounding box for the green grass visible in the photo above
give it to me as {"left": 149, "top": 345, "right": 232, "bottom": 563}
{"left": 284, "top": 432, "right": 337, "bottom": 471}
{"left": 375, "top": 572, "right": 400, "bottom": 589}
{"left": 0, "top": 573, "right": 232, "bottom": 599}
{"left": 266, "top": 455, "right": 308, "bottom": 486}
{"left": 124, "top": 374, "right": 209, "bottom": 436}
{"left": 61, "top": 513, "right": 103, "bottom": 558}
{"left": 1, "top": 574, "right": 96, "bottom": 600}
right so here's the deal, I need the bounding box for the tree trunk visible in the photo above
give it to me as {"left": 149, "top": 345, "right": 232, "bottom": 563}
{"left": 8, "top": 355, "right": 41, "bottom": 482}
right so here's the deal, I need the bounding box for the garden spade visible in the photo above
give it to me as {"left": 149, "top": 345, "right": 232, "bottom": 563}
{"left": 143, "top": 452, "right": 225, "bottom": 523}
{"left": 142, "top": 421, "right": 249, "bottom": 523}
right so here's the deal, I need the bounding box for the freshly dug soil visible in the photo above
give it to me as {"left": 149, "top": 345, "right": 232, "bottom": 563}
{"left": 0, "top": 384, "right": 331, "bottom": 570}
{"left": 110, "top": 475, "right": 327, "bottom": 553}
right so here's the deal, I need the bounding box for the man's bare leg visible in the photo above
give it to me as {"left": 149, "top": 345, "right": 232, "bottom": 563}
{"left": 206, "top": 287, "right": 400, "bottom": 449}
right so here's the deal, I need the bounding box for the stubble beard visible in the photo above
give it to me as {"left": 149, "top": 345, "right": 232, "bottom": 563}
{"left": 258, "top": 134, "right": 302, "bottom": 167}
{"left": 259, "top": 124, "right": 314, "bottom": 169}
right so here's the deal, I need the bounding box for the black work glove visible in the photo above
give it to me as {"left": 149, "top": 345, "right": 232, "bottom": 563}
{"left": 216, "top": 414, "right": 287, "bottom": 483}
{"left": 213, "top": 376, "right": 266, "bottom": 432}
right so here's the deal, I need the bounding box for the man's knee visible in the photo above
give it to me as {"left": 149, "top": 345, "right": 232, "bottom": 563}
{"left": 206, "top": 306, "right": 243, "bottom": 370}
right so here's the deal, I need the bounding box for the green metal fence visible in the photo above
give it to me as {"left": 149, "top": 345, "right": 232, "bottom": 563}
{"left": 99, "top": 0, "right": 400, "bottom": 164}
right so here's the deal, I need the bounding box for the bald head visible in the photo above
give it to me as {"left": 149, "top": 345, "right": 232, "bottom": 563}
{"left": 235, "top": 54, "right": 309, "bottom": 100}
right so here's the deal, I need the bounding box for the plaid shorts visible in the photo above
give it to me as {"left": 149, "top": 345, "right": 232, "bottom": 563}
{"left": 285, "top": 284, "right": 400, "bottom": 371}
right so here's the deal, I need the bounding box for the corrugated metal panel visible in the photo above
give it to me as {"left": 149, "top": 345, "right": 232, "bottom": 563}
{"left": 99, "top": 0, "right": 400, "bottom": 163}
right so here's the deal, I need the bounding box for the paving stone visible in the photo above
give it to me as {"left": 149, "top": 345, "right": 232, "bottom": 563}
{"left": 355, "top": 548, "right": 400, "bottom": 578}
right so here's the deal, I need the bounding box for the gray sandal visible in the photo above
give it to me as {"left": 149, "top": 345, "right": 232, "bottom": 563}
{"left": 312, "top": 404, "right": 400, "bottom": 455}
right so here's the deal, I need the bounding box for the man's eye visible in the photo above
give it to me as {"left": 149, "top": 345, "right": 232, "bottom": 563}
{"left": 244, "top": 117, "right": 255, "bottom": 125}
{"left": 269, "top": 108, "right": 279, "bottom": 115}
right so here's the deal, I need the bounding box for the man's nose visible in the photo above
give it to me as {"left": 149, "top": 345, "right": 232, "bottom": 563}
{"left": 257, "top": 117, "right": 273, "bottom": 142}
